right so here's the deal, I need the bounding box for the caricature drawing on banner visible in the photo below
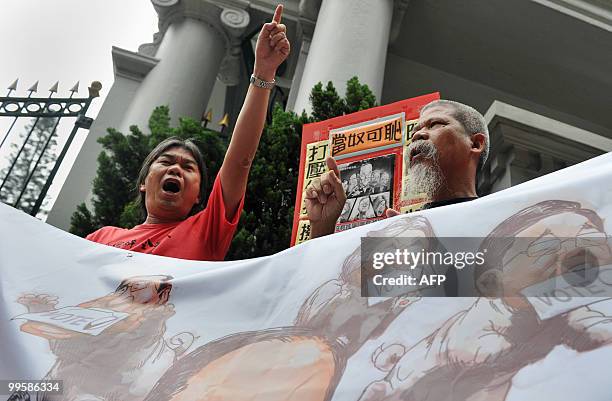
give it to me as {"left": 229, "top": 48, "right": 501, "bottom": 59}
{"left": 4, "top": 153, "right": 612, "bottom": 400}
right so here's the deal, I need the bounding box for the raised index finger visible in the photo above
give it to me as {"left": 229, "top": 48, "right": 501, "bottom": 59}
{"left": 325, "top": 156, "right": 340, "bottom": 177}
{"left": 272, "top": 4, "right": 283, "bottom": 24}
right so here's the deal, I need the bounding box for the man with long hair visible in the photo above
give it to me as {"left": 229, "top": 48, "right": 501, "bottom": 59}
{"left": 87, "top": 5, "right": 291, "bottom": 261}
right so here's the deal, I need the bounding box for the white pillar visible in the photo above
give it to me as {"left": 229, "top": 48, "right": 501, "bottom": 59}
{"left": 120, "top": 18, "right": 226, "bottom": 132}
{"left": 292, "top": 0, "right": 393, "bottom": 114}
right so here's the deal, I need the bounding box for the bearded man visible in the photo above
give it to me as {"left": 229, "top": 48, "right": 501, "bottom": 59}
{"left": 305, "top": 99, "right": 489, "bottom": 237}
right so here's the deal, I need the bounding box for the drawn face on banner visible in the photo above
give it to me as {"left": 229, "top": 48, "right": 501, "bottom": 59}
{"left": 113, "top": 275, "right": 173, "bottom": 306}
{"left": 476, "top": 201, "right": 612, "bottom": 298}
{"left": 144, "top": 217, "right": 435, "bottom": 401}
{"left": 503, "top": 214, "right": 610, "bottom": 295}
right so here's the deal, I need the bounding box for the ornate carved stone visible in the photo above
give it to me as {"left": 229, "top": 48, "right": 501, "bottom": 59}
{"left": 138, "top": 32, "right": 163, "bottom": 57}
{"left": 218, "top": 7, "right": 250, "bottom": 86}
{"left": 220, "top": 7, "right": 250, "bottom": 37}
{"left": 145, "top": 0, "right": 254, "bottom": 86}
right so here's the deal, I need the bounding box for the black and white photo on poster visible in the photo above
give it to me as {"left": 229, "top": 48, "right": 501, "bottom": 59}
{"left": 349, "top": 195, "right": 375, "bottom": 221}
{"left": 337, "top": 154, "right": 395, "bottom": 224}
{"left": 338, "top": 154, "right": 394, "bottom": 198}
{"left": 338, "top": 198, "right": 356, "bottom": 223}
{"left": 371, "top": 192, "right": 390, "bottom": 217}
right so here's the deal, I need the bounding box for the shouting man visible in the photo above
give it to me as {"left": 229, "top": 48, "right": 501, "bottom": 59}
{"left": 87, "top": 5, "right": 291, "bottom": 261}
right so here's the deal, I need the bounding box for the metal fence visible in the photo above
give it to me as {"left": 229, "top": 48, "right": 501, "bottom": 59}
{"left": 0, "top": 79, "right": 101, "bottom": 216}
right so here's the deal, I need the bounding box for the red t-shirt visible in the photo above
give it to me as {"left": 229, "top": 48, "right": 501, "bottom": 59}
{"left": 86, "top": 175, "right": 243, "bottom": 261}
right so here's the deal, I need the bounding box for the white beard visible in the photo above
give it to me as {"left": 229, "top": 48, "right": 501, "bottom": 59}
{"left": 406, "top": 142, "right": 446, "bottom": 200}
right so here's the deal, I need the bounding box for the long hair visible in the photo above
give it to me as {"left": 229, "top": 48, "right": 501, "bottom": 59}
{"left": 136, "top": 137, "right": 207, "bottom": 219}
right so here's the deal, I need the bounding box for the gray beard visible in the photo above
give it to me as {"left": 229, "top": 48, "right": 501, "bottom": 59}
{"left": 406, "top": 142, "right": 446, "bottom": 200}
{"left": 408, "top": 162, "right": 445, "bottom": 200}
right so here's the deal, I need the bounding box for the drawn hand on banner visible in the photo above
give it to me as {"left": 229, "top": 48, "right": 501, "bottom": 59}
{"left": 254, "top": 4, "right": 290, "bottom": 80}
{"left": 305, "top": 157, "right": 347, "bottom": 238}
{"left": 17, "top": 293, "right": 58, "bottom": 313}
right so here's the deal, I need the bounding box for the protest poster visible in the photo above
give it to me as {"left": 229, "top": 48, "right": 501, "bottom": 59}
{"left": 292, "top": 93, "right": 440, "bottom": 245}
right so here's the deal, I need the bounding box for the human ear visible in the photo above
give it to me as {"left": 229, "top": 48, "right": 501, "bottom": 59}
{"left": 140, "top": 184, "right": 146, "bottom": 193}
{"left": 471, "top": 133, "right": 486, "bottom": 152}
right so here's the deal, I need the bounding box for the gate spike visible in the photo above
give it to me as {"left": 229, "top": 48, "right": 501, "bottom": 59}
{"left": 218, "top": 113, "right": 230, "bottom": 128}
{"left": 69, "top": 81, "right": 80, "bottom": 94}
{"left": 8, "top": 79, "right": 18, "bottom": 91}
{"left": 49, "top": 81, "right": 59, "bottom": 93}
{"left": 27, "top": 81, "right": 39, "bottom": 93}
{"left": 202, "top": 108, "right": 212, "bottom": 122}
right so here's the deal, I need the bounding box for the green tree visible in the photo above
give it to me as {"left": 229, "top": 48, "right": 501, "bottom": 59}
{"left": 226, "top": 76, "right": 376, "bottom": 259}
{"left": 0, "top": 117, "right": 59, "bottom": 215}
{"left": 70, "top": 77, "right": 376, "bottom": 259}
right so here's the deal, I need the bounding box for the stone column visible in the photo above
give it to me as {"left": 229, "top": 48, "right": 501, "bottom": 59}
{"left": 119, "top": 0, "right": 249, "bottom": 133}
{"left": 292, "top": 0, "right": 394, "bottom": 114}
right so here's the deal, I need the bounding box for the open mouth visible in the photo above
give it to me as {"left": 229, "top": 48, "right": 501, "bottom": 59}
{"left": 162, "top": 178, "right": 181, "bottom": 194}
{"left": 410, "top": 147, "right": 422, "bottom": 161}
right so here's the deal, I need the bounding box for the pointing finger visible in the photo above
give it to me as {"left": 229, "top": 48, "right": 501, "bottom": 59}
{"left": 272, "top": 4, "right": 283, "bottom": 24}
{"left": 325, "top": 156, "right": 340, "bottom": 177}
{"left": 327, "top": 169, "right": 347, "bottom": 205}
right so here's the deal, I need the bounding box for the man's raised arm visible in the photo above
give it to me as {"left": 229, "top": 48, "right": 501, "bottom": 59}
{"left": 218, "top": 4, "right": 290, "bottom": 219}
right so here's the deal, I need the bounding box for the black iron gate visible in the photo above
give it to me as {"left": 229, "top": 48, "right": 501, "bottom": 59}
{"left": 0, "top": 79, "right": 101, "bottom": 217}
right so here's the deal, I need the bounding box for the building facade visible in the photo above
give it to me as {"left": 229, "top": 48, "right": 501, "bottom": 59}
{"left": 46, "top": 0, "right": 612, "bottom": 230}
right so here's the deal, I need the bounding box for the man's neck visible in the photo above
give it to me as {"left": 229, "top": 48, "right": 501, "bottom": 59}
{"left": 431, "top": 187, "right": 477, "bottom": 203}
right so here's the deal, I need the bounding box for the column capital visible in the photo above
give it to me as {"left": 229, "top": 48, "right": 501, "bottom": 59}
{"left": 143, "top": 0, "right": 254, "bottom": 85}
{"left": 220, "top": 7, "right": 250, "bottom": 36}
{"left": 217, "top": 6, "right": 250, "bottom": 85}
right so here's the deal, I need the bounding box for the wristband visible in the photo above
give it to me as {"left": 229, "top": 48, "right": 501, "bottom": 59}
{"left": 250, "top": 74, "right": 275, "bottom": 89}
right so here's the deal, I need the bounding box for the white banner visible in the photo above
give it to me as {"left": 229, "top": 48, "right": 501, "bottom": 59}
{"left": 2, "top": 152, "right": 612, "bottom": 401}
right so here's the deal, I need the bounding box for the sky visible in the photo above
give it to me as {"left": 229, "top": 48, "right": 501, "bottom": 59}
{"left": 0, "top": 0, "right": 158, "bottom": 216}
